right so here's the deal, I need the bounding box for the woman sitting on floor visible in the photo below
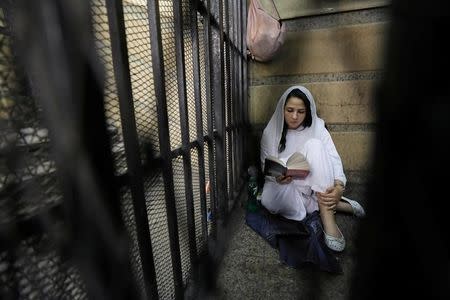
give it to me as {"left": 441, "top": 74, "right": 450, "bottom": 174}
{"left": 260, "top": 85, "right": 365, "bottom": 252}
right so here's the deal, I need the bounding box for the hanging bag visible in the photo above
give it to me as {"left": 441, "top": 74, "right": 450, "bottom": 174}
{"left": 246, "top": 0, "right": 286, "bottom": 62}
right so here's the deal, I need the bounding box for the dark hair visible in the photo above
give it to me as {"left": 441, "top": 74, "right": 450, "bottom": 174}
{"left": 278, "top": 89, "right": 313, "bottom": 153}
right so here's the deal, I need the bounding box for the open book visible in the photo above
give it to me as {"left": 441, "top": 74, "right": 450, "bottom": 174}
{"left": 263, "top": 152, "right": 310, "bottom": 179}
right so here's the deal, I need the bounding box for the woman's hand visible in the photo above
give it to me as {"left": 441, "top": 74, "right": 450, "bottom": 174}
{"left": 317, "top": 185, "right": 344, "bottom": 212}
{"left": 275, "top": 175, "right": 293, "bottom": 184}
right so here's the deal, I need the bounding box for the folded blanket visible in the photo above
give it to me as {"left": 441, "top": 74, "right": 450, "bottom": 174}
{"left": 245, "top": 207, "right": 342, "bottom": 273}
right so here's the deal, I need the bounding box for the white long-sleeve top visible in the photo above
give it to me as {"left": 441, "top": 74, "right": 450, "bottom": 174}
{"left": 261, "top": 126, "right": 346, "bottom": 187}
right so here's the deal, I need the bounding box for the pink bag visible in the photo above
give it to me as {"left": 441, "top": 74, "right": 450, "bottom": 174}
{"left": 246, "top": 0, "right": 286, "bottom": 62}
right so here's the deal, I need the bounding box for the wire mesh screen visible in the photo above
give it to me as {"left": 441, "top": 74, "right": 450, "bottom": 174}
{"left": 123, "top": 1, "right": 160, "bottom": 158}
{"left": 181, "top": 0, "right": 199, "bottom": 142}
{"left": 172, "top": 156, "right": 191, "bottom": 286}
{"left": 119, "top": 187, "right": 147, "bottom": 300}
{"left": 1, "top": 0, "right": 247, "bottom": 299}
{"left": 0, "top": 235, "right": 88, "bottom": 300}
{"left": 0, "top": 5, "right": 86, "bottom": 299}
{"left": 91, "top": 0, "right": 128, "bottom": 175}
{"left": 204, "top": 141, "right": 214, "bottom": 235}
{"left": 197, "top": 13, "right": 208, "bottom": 137}
{"left": 0, "top": 16, "right": 60, "bottom": 227}
{"left": 190, "top": 147, "right": 207, "bottom": 254}
{"left": 226, "top": 131, "right": 232, "bottom": 210}
{"left": 159, "top": 1, "right": 182, "bottom": 151}
{"left": 144, "top": 174, "right": 175, "bottom": 299}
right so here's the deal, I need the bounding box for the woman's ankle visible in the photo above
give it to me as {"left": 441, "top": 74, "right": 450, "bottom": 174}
{"left": 323, "top": 224, "right": 341, "bottom": 238}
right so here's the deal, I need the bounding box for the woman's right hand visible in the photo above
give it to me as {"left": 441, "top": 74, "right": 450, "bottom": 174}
{"left": 276, "top": 175, "right": 293, "bottom": 184}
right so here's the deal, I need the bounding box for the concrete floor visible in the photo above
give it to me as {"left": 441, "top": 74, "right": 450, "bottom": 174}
{"left": 215, "top": 182, "right": 367, "bottom": 300}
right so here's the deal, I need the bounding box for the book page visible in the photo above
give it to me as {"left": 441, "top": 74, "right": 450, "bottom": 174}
{"left": 286, "top": 152, "right": 309, "bottom": 170}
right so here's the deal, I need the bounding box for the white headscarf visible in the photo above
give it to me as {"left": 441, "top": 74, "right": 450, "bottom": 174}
{"left": 260, "top": 85, "right": 326, "bottom": 166}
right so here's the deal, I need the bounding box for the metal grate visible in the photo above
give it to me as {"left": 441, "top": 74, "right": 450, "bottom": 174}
{"left": 197, "top": 13, "right": 208, "bottom": 137}
{"left": 190, "top": 147, "right": 207, "bottom": 254}
{"left": 0, "top": 14, "right": 61, "bottom": 226}
{"left": 120, "top": 187, "right": 147, "bottom": 300}
{"left": 182, "top": 0, "right": 198, "bottom": 143}
{"left": 123, "top": 1, "right": 160, "bottom": 158}
{"left": 0, "top": 11, "right": 85, "bottom": 299}
{"left": 0, "top": 235, "right": 88, "bottom": 300}
{"left": 91, "top": 0, "right": 128, "bottom": 176}
{"left": 172, "top": 156, "right": 191, "bottom": 285}
{"left": 159, "top": 0, "right": 182, "bottom": 151}
{"left": 2, "top": 1, "right": 248, "bottom": 299}
{"left": 144, "top": 174, "right": 175, "bottom": 299}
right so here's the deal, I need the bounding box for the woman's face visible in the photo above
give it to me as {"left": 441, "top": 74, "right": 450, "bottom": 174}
{"left": 284, "top": 96, "right": 306, "bottom": 129}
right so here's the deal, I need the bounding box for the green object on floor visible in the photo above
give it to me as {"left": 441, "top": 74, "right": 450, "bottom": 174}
{"left": 247, "top": 176, "right": 260, "bottom": 212}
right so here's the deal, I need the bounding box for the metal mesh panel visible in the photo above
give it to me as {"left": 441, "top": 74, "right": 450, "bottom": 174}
{"left": 1, "top": 5, "right": 137, "bottom": 299}
{"left": 144, "top": 174, "right": 175, "bottom": 299}
{"left": 182, "top": 0, "right": 197, "bottom": 142}
{"left": 0, "top": 23, "right": 83, "bottom": 291}
{"left": 223, "top": 4, "right": 230, "bottom": 129}
{"left": 172, "top": 156, "right": 191, "bottom": 286}
{"left": 159, "top": 1, "right": 182, "bottom": 150}
{"left": 190, "top": 147, "right": 206, "bottom": 255}
{"left": 226, "top": 131, "right": 231, "bottom": 210}
{"left": 91, "top": 1, "right": 128, "bottom": 176}
{"left": 0, "top": 7, "right": 62, "bottom": 227}
{"left": 0, "top": 155, "right": 61, "bottom": 226}
{"left": 197, "top": 13, "right": 208, "bottom": 137}
{"left": 2, "top": 0, "right": 247, "bottom": 298}
{"left": 91, "top": 0, "right": 161, "bottom": 171}
{"left": 204, "top": 142, "right": 213, "bottom": 234}
{"left": 123, "top": 1, "right": 160, "bottom": 158}
{"left": 0, "top": 235, "right": 88, "bottom": 300}
{"left": 223, "top": 41, "right": 229, "bottom": 128}
{"left": 119, "top": 187, "right": 147, "bottom": 300}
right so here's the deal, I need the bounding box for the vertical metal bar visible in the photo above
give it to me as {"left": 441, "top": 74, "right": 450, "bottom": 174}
{"left": 241, "top": 0, "right": 248, "bottom": 177}
{"left": 242, "top": 0, "right": 248, "bottom": 126}
{"left": 146, "top": 1, "right": 183, "bottom": 298}
{"left": 172, "top": 0, "right": 198, "bottom": 276}
{"left": 232, "top": 0, "right": 239, "bottom": 191}
{"left": 232, "top": 0, "right": 241, "bottom": 193}
{"left": 234, "top": 0, "right": 240, "bottom": 184}
{"left": 233, "top": 0, "right": 240, "bottom": 178}
{"left": 237, "top": 0, "right": 243, "bottom": 188}
{"left": 224, "top": 0, "right": 234, "bottom": 207}
{"left": 190, "top": 0, "right": 208, "bottom": 246}
{"left": 204, "top": 0, "right": 217, "bottom": 239}
{"left": 211, "top": 0, "right": 228, "bottom": 223}
{"left": 104, "top": 2, "right": 158, "bottom": 299}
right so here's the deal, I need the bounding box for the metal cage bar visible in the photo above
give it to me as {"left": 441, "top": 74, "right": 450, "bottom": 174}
{"left": 211, "top": 0, "right": 228, "bottom": 226}
{"left": 146, "top": 0, "right": 184, "bottom": 298}
{"left": 1, "top": 1, "right": 248, "bottom": 299}
{"left": 189, "top": 0, "right": 209, "bottom": 249}
{"left": 172, "top": 0, "right": 198, "bottom": 283}
{"left": 203, "top": 0, "right": 218, "bottom": 240}
{"left": 104, "top": 1, "right": 158, "bottom": 299}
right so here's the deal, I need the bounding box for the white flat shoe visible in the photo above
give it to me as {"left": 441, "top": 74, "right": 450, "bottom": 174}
{"left": 324, "top": 226, "right": 345, "bottom": 252}
{"left": 341, "top": 196, "right": 366, "bottom": 218}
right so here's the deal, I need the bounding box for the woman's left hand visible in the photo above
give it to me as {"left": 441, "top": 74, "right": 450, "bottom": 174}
{"left": 317, "top": 185, "right": 344, "bottom": 212}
